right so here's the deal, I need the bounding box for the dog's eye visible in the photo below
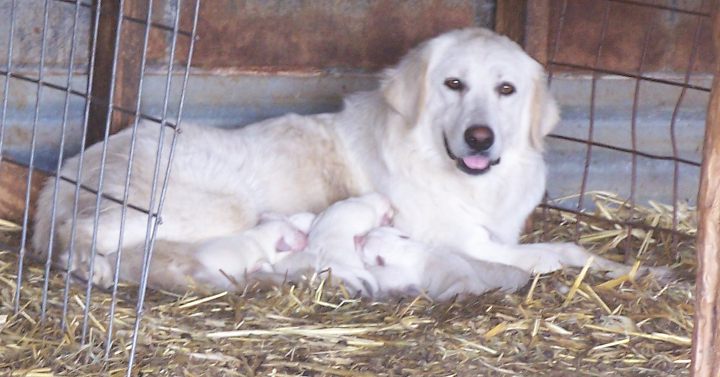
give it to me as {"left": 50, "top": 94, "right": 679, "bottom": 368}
{"left": 444, "top": 78, "right": 465, "bottom": 91}
{"left": 497, "top": 82, "right": 516, "bottom": 96}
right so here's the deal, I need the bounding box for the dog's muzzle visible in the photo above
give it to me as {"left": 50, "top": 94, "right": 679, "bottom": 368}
{"left": 443, "top": 133, "right": 501, "bottom": 175}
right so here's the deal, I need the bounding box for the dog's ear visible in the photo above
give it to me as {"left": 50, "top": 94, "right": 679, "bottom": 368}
{"left": 381, "top": 47, "right": 430, "bottom": 126}
{"left": 529, "top": 76, "right": 560, "bottom": 150}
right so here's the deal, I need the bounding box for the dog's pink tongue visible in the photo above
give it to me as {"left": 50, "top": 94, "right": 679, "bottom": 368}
{"left": 462, "top": 155, "right": 490, "bottom": 170}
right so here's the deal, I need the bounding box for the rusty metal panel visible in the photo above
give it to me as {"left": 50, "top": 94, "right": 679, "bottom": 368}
{"left": 189, "top": 0, "right": 486, "bottom": 72}
{"left": 0, "top": 0, "right": 91, "bottom": 72}
{"left": 548, "top": 0, "right": 714, "bottom": 73}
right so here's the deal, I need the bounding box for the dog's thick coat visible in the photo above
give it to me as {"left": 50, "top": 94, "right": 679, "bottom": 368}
{"left": 33, "top": 28, "right": 653, "bottom": 292}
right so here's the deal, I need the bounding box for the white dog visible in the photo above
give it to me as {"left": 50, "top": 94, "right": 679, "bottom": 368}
{"left": 32, "top": 27, "right": 664, "bottom": 292}
{"left": 356, "top": 227, "right": 530, "bottom": 300}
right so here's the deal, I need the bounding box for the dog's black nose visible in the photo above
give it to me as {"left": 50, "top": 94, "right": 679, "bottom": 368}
{"left": 464, "top": 125, "right": 494, "bottom": 152}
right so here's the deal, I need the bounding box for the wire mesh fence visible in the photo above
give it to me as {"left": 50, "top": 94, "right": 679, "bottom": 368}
{"left": 0, "top": 0, "right": 200, "bottom": 374}
{"left": 0, "top": 0, "right": 714, "bottom": 375}
{"left": 541, "top": 0, "right": 711, "bottom": 243}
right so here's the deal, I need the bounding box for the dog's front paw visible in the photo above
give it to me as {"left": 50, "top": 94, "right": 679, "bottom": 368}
{"left": 529, "top": 256, "right": 564, "bottom": 275}
{"left": 526, "top": 242, "right": 590, "bottom": 275}
{"left": 70, "top": 252, "right": 116, "bottom": 289}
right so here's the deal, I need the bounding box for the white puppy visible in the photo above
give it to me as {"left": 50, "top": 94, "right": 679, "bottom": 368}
{"left": 272, "top": 193, "right": 394, "bottom": 295}
{"left": 356, "top": 227, "right": 530, "bottom": 300}
{"left": 250, "top": 212, "right": 320, "bottom": 283}
{"left": 115, "top": 213, "right": 310, "bottom": 292}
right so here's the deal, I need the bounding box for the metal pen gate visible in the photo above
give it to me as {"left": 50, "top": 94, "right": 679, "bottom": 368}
{"left": 0, "top": 1, "right": 199, "bottom": 375}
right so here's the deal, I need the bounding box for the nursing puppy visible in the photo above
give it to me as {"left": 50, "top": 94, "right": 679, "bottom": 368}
{"left": 270, "top": 193, "right": 394, "bottom": 294}
{"left": 356, "top": 227, "right": 530, "bottom": 300}
{"left": 258, "top": 193, "right": 392, "bottom": 293}
{"left": 33, "top": 27, "right": 668, "bottom": 291}
{"left": 114, "top": 213, "right": 310, "bottom": 292}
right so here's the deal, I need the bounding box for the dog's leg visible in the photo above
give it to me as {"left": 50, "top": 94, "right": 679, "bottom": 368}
{"left": 462, "top": 241, "right": 672, "bottom": 280}
{"left": 111, "top": 240, "right": 207, "bottom": 293}
{"left": 55, "top": 208, "right": 153, "bottom": 288}
{"left": 54, "top": 217, "right": 112, "bottom": 288}
{"left": 526, "top": 242, "right": 671, "bottom": 280}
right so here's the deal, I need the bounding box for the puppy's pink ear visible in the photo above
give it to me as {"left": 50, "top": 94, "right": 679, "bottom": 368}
{"left": 276, "top": 232, "right": 307, "bottom": 253}
{"left": 381, "top": 44, "right": 430, "bottom": 127}
{"left": 276, "top": 238, "right": 292, "bottom": 252}
{"left": 380, "top": 210, "right": 394, "bottom": 226}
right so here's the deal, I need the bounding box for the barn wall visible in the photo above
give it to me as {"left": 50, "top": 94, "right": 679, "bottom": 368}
{"left": 0, "top": 0, "right": 711, "bottom": 206}
{"left": 548, "top": 0, "right": 714, "bottom": 73}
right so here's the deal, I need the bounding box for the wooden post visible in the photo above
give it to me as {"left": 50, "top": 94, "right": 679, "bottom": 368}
{"left": 524, "top": 0, "right": 551, "bottom": 65}
{"left": 0, "top": 1, "right": 151, "bottom": 226}
{"left": 0, "top": 1, "right": 151, "bottom": 228}
{"left": 692, "top": 8, "right": 720, "bottom": 377}
{"left": 86, "top": 0, "right": 147, "bottom": 147}
{"left": 495, "top": 0, "right": 527, "bottom": 45}
{"left": 495, "top": 0, "right": 551, "bottom": 65}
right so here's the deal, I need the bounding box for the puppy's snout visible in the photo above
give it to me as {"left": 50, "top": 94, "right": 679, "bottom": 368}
{"left": 464, "top": 125, "right": 494, "bottom": 152}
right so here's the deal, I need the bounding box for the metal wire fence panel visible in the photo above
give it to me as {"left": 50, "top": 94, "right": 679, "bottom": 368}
{"left": 543, "top": 0, "right": 711, "bottom": 242}
{"left": 0, "top": 0, "right": 200, "bottom": 374}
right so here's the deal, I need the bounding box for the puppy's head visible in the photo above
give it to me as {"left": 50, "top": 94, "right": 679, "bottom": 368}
{"left": 382, "top": 28, "right": 559, "bottom": 176}
{"left": 355, "top": 227, "right": 415, "bottom": 268}
{"left": 257, "top": 214, "right": 308, "bottom": 253}
{"left": 355, "top": 192, "right": 395, "bottom": 226}
{"left": 287, "top": 212, "right": 317, "bottom": 234}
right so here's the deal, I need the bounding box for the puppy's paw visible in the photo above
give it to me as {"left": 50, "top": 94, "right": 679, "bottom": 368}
{"left": 333, "top": 268, "right": 379, "bottom": 297}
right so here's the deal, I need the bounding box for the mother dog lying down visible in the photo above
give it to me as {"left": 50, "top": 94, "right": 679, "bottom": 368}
{"left": 33, "top": 28, "right": 666, "bottom": 292}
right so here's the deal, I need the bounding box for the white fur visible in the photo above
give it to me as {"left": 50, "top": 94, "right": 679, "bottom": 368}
{"left": 268, "top": 193, "right": 394, "bottom": 294}
{"left": 115, "top": 214, "right": 308, "bottom": 292}
{"left": 32, "top": 27, "right": 666, "bottom": 293}
{"left": 357, "top": 227, "right": 530, "bottom": 300}
{"left": 311, "top": 193, "right": 394, "bottom": 293}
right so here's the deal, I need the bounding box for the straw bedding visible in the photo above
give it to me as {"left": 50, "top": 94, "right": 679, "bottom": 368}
{"left": 0, "top": 192, "right": 695, "bottom": 376}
